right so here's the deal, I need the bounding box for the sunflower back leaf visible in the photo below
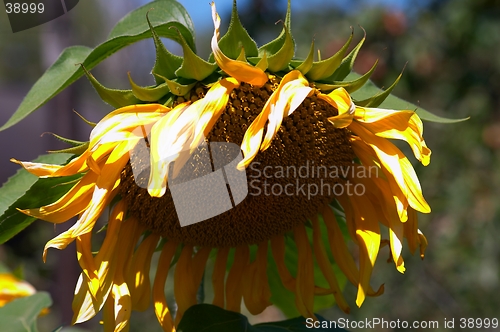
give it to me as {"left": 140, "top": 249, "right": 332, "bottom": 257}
{"left": 83, "top": 66, "right": 140, "bottom": 108}
{"left": 217, "top": 0, "right": 259, "bottom": 60}
{"left": 0, "top": 0, "right": 195, "bottom": 132}
{"left": 306, "top": 31, "right": 353, "bottom": 81}
{"left": 147, "top": 13, "right": 183, "bottom": 83}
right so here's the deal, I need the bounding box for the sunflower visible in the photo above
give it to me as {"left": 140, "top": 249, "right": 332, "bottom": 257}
{"left": 10, "top": 2, "right": 431, "bottom": 331}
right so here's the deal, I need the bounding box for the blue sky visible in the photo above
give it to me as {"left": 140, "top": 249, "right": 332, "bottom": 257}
{"left": 176, "top": 0, "right": 424, "bottom": 34}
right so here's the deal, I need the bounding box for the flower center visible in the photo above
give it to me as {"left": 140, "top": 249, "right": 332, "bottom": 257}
{"left": 120, "top": 79, "right": 355, "bottom": 247}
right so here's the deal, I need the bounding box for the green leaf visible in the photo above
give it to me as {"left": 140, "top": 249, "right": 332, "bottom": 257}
{"left": 266, "top": 24, "right": 295, "bottom": 72}
{"left": 175, "top": 29, "right": 218, "bottom": 81}
{"left": 82, "top": 66, "right": 140, "bottom": 108}
{"left": 315, "top": 61, "right": 378, "bottom": 93}
{"left": 177, "top": 304, "right": 346, "bottom": 332}
{"left": 48, "top": 142, "right": 90, "bottom": 155}
{"left": 147, "top": 12, "right": 183, "bottom": 83}
{"left": 0, "top": 292, "right": 52, "bottom": 332}
{"left": 217, "top": 0, "right": 259, "bottom": 60}
{"left": 258, "top": 0, "right": 293, "bottom": 58}
{"left": 307, "top": 32, "right": 353, "bottom": 81}
{"left": 161, "top": 76, "right": 197, "bottom": 97}
{"left": 351, "top": 77, "right": 469, "bottom": 123}
{"left": 128, "top": 73, "right": 170, "bottom": 101}
{"left": 45, "top": 133, "right": 86, "bottom": 147}
{"left": 0, "top": 154, "right": 72, "bottom": 218}
{"left": 0, "top": 157, "right": 82, "bottom": 244}
{"left": 294, "top": 40, "right": 315, "bottom": 75}
{"left": 0, "top": 0, "right": 195, "bottom": 132}
{"left": 329, "top": 31, "right": 366, "bottom": 81}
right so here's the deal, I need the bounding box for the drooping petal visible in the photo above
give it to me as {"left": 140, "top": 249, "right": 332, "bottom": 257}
{"left": 311, "top": 216, "right": 350, "bottom": 313}
{"left": 261, "top": 73, "right": 312, "bottom": 151}
{"left": 317, "top": 87, "right": 355, "bottom": 128}
{"left": 211, "top": 2, "right": 268, "bottom": 86}
{"left": 126, "top": 233, "right": 160, "bottom": 311}
{"left": 348, "top": 194, "right": 381, "bottom": 307}
{"left": 225, "top": 245, "right": 249, "bottom": 312}
{"left": 152, "top": 240, "right": 178, "bottom": 332}
{"left": 354, "top": 107, "right": 431, "bottom": 166}
{"left": 350, "top": 121, "right": 431, "bottom": 214}
{"left": 212, "top": 247, "right": 229, "bottom": 308}
{"left": 238, "top": 70, "right": 310, "bottom": 169}
{"left": 173, "top": 246, "right": 194, "bottom": 326}
{"left": 148, "top": 103, "right": 192, "bottom": 197}
{"left": 293, "top": 224, "right": 316, "bottom": 319}
{"left": 19, "top": 170, "right": 98, "bottom": 223}
{"left": 72, "top": 201, "right": 126, "bottom": 324}
{"left": 242, "top": 241, "right": 271, "bottom": 315}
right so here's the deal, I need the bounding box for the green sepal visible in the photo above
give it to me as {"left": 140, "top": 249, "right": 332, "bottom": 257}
{"left": 315, "top": 60, "right": 378, "bottom": 93}
{"left": 48, "top": 142, "right": 90, "bottom": 155}
{"left": 266, "top": 23, "right": 295, "bottom": 72}
{"left": 147, "top": 12, "right": 183, "bottom": 83}
{"left": 82, "top": 65, "right": 140, "bottom": 108}
{"left": 329, "top": 30, "right": 366, "bottom": 81}
{"left": 294, "top": 40, "right": 315, "bottom": 75}
{"left": 350, "top": 74, "right": 469, "bottom": 123}
{"left": 174, "top": 29, "right": 218, "bottom": 81}
{"left": 258, "top": 0, "right": 294, "bottom": 58}
{"left": 236, "top": 48, "right": 246, "bottom": 62}
{"left": 128, "top": 73, "right": 170, "bottom": 101}
{"left": 73, "top": 110, "right": 97, "bottom": 127}
{"left": 354, "top": 71, "right": 402, "bottom": 107}
{"left": 217, "top": 0, "right": 258, "bottom": 59}
{"left": 44, "top": 132, "right": 87, "bottom": 147}
{"left": 255, "top": 53, "right": 269, "bottom": 72}
{"left": 154, "top": 73, "right": 197, "bottom": 96}
{"left": 307, "top": 31, "right": 353, "bottom": 81}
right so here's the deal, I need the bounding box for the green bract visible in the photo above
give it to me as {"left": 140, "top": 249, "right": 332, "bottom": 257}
{"left": 0, "top": 0, "right": 466, "bottom": 133}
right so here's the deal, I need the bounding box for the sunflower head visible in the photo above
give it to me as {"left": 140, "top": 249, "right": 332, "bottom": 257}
{"left": 5, "top": 0, "right": 454, "bottom": 331}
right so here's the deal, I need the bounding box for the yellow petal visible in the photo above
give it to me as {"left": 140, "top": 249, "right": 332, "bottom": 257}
{"left": 350, "top": 122, "right": 431, "bottom": 214}
{"left": 153, "top": 240, "right": 177, "bottom": 332}
{"left": 238, "top": 70, "right": 308, "bottom": 169}
{"left": 148, "top": 103, "right": 191, "bottom": 197}
{"left": 190, "top": 77, "right": 240, "bottom": 152}
{"left": 126, "top": 233, "right": 160, "bottom": 312}
{"left": 225, "top": 245, "right": 249, "bottom": 312}
{"left": 210, "top": 2, "right": 267, "bottom": 86}
{"left": 72, "top": 201, "right": 127, "bottom": 324}
{"left": 354, "top": 108, "right": 431, "bottom": 166}
{"left": 317, "top": 87, "right": 355, "bottom": 128}
{"left": 242, "top": 241, "right": 271, "bottom": 315}
{"left": 19, "top": 170, "right": 98, "bottom": 223}
{"left": 348, "top": 194, "right": 381, "bottom": 307}
{"left": 173, "top": 246, "right": 194, "bottom": 326}
{"left": 0, "top": 273, "right": 36, "bottom": 307}
{"left": 212, "top": 247, "right": 229, "bottom": 308}
{"left": 261, "top": 72, "right": 312, "bottom": 151}
{"left": 311, "top": 216, "right": 350, "bottom": 313}
{"left": 293, "top": 224, "right": 316, "bottom": 319}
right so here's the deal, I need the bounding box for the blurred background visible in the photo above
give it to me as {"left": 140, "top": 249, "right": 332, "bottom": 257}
{"left": 0, "top": 0, "right": 499, "bottom": 330}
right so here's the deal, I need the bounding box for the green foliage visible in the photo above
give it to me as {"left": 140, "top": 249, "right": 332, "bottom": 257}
{"left": 306, "top": 32, "right": 353, "bottom": 81}
{"left": 177, "top": 304, "right": 346, "bottom": 332}
{"left": 0, "top": 0, "right": 195, "bottom": 131}
{"left": 0, "top": 292, "right": 51, "bottom": 332}
{"left": 217, "top": 0, "right": 259, "bottom": 59}
{"left": 82, "top": 66, "right": 140, "bottom": 108}
{"left": 0, "top": 154, "right": 80, "bottom": 244}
